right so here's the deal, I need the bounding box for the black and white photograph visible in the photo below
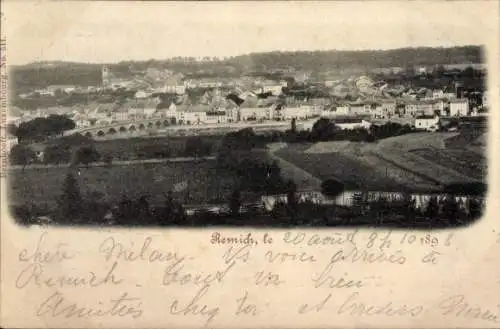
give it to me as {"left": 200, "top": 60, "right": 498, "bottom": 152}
{"left": 5, "top": 2, "right": 489, "bottom": 229}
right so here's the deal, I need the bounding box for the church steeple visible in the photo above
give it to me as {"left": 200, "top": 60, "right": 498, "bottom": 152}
{"left": 102, "top": 65, "right": 110, "bottom": 86}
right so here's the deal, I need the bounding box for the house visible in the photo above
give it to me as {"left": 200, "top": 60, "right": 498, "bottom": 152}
{"left": 135, "top": 90, "right": 149, "bottom": 99}
{"left": 280, "top": 106, "right": 310, "bottom": 120}
{"left": 205, "top": 110, "right": 228, "bottom": 124}
{"left": 239, "top": 107, "right": 270, "bottom": 121}
{"left": 404, "top": 100, "right": 434, "bottom": 117}
{"left": 449, "top": 98, "right": 469, "bottom": 117}
{"left": 432, "top": 99, "right": 446, "bottom": 115}
{"left": 443, "top": 92, "right": 456, "bottom": 100}
{"left": 161, "top": 84, "right": 186, "bottom": 94}
{"left": 144, "top": 108, "right": 157, "bottom": 118}
{"left": 226, "top": 107, "right": 240, "bottom": 123}
{"left": 260, "top": 85, "right": 283, "bottom": 96}
{"left": 333, "top": 118, "right": 372, "bottom": 130}
{"left": 47, "top": 85, "right": 77, "bottom": 95}
{"left": 414, "top": 66, "right": 428, "bottom": 75}
{"left": 176, "top": 104, "right": 209, "bottom": 125}
{"left": 335, "top": 104, "right": 350, "bottom": 115}
{"left": 112, "top": 108, "right": 129, "bottom": 122}
{"left": 415, "top": 115, "right": 440, "bottom": 131}
{"left": 432, "top": 89, "right": 445, "bottom": 99}
{"left": 482, "top": 93, "right": 488, "bottom": 108}
{"left": 239, "top": 97, "right": 269, "bottom": 121}
{"left": 373, "top": 101, "right": 397, "bottom": 119}
{"left": 349, "top": 102, "right": 373, "bottom": 115}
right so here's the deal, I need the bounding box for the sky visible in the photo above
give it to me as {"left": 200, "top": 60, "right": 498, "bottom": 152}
{"left": 3, "top": 1, "right": 498, "bottom": 65}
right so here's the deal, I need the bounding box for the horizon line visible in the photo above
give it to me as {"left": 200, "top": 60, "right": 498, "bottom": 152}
{"left": 14, "top": 44, "right": 484, "bottom": 67}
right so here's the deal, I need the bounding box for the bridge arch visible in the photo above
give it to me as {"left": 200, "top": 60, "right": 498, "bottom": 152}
{"left": 108, "top": 127, "right": 117, "bottom": 134}
{"left": 129, "top": 125, "right": 136, "bottom": 132}
{"left": 139, "top": 123, "right": 145, "bottom": 130}
{"left": 97, "top": 130, "right": 105, "bottom": 137}
{"left": 119, "top": 126, "right": 126, "bottom": 133}
{"left": 85, "top": 132, "right": 93, "bottom": 138}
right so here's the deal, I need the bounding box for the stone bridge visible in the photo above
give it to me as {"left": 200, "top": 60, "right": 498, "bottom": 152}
{"left": 65, "top": 119, "right": 296, "bottom": 138}
{"left": 65, "top": 118, "right": 173, "bottom": 138}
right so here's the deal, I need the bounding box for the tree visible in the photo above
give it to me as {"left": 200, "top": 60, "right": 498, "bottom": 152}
{"left": 442, "top": 194, "right": 459, "bottom": 225}
{"left": 229, "top": 189, "right": 241, "bottom": 217}
{"left": 425, "top": 195, "right": 439, "bottom": 222}
{"left": 44, "top": 144, "right": 72, "bottom": 164}
{"left": 321, "top": 179, "right": 344, "bottom": 198}
{"left": 185, "top": 137, "right": 208, "bottom": 157}
{"left": 7, "top": 123, "right": 18, "bottom": 140}
{"left": 73, "top": 146, "right": 101, "bottom": 168}
{"left": 9, "top": 144, "right": 36, "bottom": 171}
{"left": 15, "top": 115, "right": 76, "bottom": 142}
{"left": 286, "top": 180, "right": 298, "bottom": 218}
{"left": 58, "top": 172, "right": 82, "bottom": 219}
{"left": 311, "top": 118, "right": 337, "bottom": 141}
{"left": 103, "top": 154, "right": 113, "bottom": 167}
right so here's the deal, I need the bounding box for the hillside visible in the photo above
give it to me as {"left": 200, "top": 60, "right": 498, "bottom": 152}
{"left": 10, "top": 45, "right": 484, "bottom": 91}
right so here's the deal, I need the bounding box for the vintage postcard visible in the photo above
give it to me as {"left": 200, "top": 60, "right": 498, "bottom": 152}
{"left": 1, "top": 1, "right": 499, "bottom": 328}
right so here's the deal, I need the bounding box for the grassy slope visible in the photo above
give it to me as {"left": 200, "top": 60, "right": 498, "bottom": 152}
{"left": 9, "top": 160, "right": 237, "bottom": 206}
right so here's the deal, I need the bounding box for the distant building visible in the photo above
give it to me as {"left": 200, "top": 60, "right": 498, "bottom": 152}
{"left": 280, "top": 106, "right": 310, "bottom": 120}
{"left": 482, "top": 93, "right": 488, "bottom": 108}
{"left": 334, "top": 104, "right": 350, "bottom": 115}
{"left": 333, "top": 118, "right": 372, "bottom": 130}
{"left": 449, "top": 98, "right": 469, "bottom": 117}
{"left": 205, "top": 110, "right": 228, "bottom": 124}
{"left": 432, "top": 89, "right": 445, "bottom": 99}
{"left": 415, "top": 115, "right": 440, "bottom": 131}
{"left": 349, "top": 102, "right": 372, "bottom": 115}
{"left": 404, "top": 100, "right": 434, "bottom": 117}
{"left": 373, "top": 101, "right": 396, "bottom": 118}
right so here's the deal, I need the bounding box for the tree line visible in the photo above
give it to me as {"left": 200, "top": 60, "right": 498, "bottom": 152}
{"left": 9, "top": 134, "right": 215, "bottom": 168}
{"left": 9, "top": 115, "right": 76, "bottom": 143}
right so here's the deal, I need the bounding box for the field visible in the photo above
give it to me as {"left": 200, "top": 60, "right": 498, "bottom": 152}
{"left": 411, "top": 148, "right": 486, "bottom": 180}
{"left": 33, "top": 135, "right": 223, "bottom": 160}
{"left": 9, "top": 160, "right": 238, "bottom": 207}
{"left": 275, "top": 146, "right": 405, "bottom": 190}
{"left": 274, "top": 131, "right": 486, "bottom": 192}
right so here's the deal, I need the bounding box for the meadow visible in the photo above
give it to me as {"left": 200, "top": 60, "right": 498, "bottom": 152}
{"left": 275, "top": 146, "right": 405, "bottom": 190}
{"left": 411, "top": 148, "right": 486, "bottom": 180}
{"left": 9, "top": 160, "right": 238, "bottom": 207}
{"left": 274, "top": 131, "right": 485, "bottom": 192}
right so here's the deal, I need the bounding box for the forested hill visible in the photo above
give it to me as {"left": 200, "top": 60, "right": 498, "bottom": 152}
{"left": 227, "top": 45, "right": 484, "bottom": 70}
{"left": 11, "top": 45, "right": 484, "bottom": 91}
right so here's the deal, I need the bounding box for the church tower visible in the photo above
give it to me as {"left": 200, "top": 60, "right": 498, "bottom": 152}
{"left": 102, "top": 65, "right": 110, "bottom": 86}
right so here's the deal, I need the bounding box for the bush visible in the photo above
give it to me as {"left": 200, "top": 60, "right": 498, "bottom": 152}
{"left": 321, "top": 179, "right": 344, "bottom": 197}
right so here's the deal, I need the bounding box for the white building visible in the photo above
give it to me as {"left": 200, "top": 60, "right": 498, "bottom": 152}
{"left": 260, "top": 85, "right": 283, "bottom": 96}
{"left": 373, "top": 101, "right": 397, "bottom": 118}
{"left": 432, "top": 99, "right": 446, "bottom": 115}
{"left": 205, "top": 111, "right": 228, "bottom": 124}
{"left": 449, "top": 98, "right": 469, "bottom": 117}
{"left": 404, "top": 100, "right": 435, "bottom": 117}
{"left": 240, "top": 107, "right": 270, "bottom": 121}
{"left": 334, "top": 118, "right": 372, "bottom": 130}
{"left": 482, "top": 93, "right": 488, "bottom": 108}
{"left": 432, "top": 90, "right": 444, "bottom": 99}
{"left": 281, "top": 106, "right": 311, "bottom": 120}
{"left": 144, "top": 108, "right": 157, "bottom": 118}
{"left": 415, "top": 115, "right": 440, "bottom": 131}
{"left": 335, "top": 105, "right": 350, "bottom": 115}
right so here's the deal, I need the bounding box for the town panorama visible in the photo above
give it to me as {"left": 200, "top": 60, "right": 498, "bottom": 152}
{"left": 7, "top": 46, "right": 488, "bottom": 228}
